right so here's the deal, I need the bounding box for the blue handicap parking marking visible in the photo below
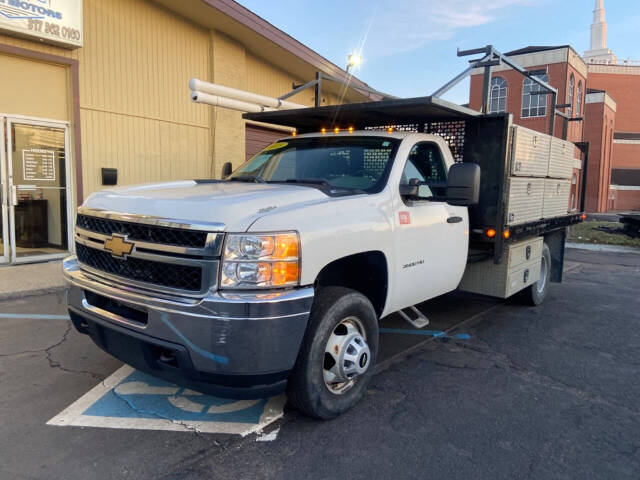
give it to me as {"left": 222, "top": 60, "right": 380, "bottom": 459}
{"left": 83, "top": 369, "right": 268, "bottom": 424}
{"left": 47, "top": 365, "right": 285, "bottom": 435}
{"left": 379, "top": 328, "right": 471, "bottom": 340}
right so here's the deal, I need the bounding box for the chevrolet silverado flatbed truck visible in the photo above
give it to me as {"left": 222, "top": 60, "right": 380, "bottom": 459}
{"left": 63, "top": 97, "right": 584, "bottom": 419}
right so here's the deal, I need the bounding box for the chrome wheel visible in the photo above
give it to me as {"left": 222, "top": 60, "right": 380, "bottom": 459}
{"left": 323, "top": 316, "right": 371, "bottom": 395}
{"left": 536, "top": 251, "right": 549, "bottom": 295}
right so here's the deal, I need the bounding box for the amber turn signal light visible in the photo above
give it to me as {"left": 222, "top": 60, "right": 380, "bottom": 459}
{"left": 485, "top": 228, "right": 497, "bottom": 238}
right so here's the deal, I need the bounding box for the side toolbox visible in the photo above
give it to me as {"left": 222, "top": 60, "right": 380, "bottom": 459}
{"left": 548, "top": 137, "right": 575, "bottom": 180}
{"left": 459, "top": 237, "right": 543, "bottom": 298}
{"left": 511, "top": 126, "right": 550, "bottom": 177}
{"left": 543, "top": 179, "right": 571, "bottom": 218}
{"left": 506, "top": 177, "right": 545, "bottom": 226}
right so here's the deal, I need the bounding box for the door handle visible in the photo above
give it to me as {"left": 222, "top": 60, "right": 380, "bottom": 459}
{"left": 447, "top": 216, "right": 463, "bottom": 224}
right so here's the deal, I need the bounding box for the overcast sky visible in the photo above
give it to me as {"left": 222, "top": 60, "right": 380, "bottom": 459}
{"left": 235, "top": 0, "right": 639, "bottom": 104}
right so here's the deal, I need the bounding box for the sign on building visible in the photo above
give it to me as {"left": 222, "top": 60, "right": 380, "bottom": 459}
{"left": 0, "top": 0, "right": 83, "bottom": 48}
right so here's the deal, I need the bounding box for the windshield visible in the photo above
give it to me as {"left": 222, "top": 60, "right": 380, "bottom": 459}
{"left": 228, "top": 136, "right": 401, "bottom": 193}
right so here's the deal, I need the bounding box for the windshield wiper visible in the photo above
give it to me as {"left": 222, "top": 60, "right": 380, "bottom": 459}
{"left": 283, "top": 178, "right": 331, "bottom": 187}
{"left": 228, "top": 175, "right": 265, "bottom": 183}
{"left": 280, "top": 179, "right": 367, "bottom": 195}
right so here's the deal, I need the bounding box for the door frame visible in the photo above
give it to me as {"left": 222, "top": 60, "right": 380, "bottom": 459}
{"left": 3, "top": 114, "right": 73, "bottom": 264}
{"left": 0, "top": 118, "right": 9, "bottom": 264}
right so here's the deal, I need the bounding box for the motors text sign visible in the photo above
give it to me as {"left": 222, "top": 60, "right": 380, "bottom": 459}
{"left": 0, "top": 0, "right": 82, "bottom": 48}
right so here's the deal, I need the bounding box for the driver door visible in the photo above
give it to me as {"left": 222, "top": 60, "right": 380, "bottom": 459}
{"left": 391, "top": 142, "right": 469, "bottom": 311}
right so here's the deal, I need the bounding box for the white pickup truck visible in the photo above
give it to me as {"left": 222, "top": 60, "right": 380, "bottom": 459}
{"left": 63, "top": 98, "right": 584, "bottom": 419}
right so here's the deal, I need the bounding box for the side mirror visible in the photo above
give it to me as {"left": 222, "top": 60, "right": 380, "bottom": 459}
{"left": 446, "top": 163, "right": 480, "bottom": 206}
{"left": 221, "top": 162, "right": 233, "bottom": 178}
{"left": 399, "top": 178, "right": 421, "bottom": 197}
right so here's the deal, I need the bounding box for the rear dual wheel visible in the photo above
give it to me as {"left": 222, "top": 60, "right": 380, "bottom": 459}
{"left": 520, "top": 243, "right": 551, "bottom": 306}
{"left": 287, "top": 287, "right": 378, "bottom": 420}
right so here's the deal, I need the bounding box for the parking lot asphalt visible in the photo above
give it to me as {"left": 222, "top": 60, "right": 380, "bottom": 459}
{"left": 1, "top": 249, "right": 639, "bottom": 480}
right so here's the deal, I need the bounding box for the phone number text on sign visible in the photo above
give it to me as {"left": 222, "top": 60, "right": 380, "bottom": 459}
{"left": 27, "top": 18, "right": 81, "bottom": 42}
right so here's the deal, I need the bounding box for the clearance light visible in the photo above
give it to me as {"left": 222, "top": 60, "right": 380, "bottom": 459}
{"left": 291, "top": 130, "right": 297, "bottom": 137}
{"left": 348, "top": 126, "right": 354, "bottom": 133}
{"left": 334, "top": 127, "right": 340, "bottom": 134}
{"left": 486, "top": 228, "right": 497, "bottom": 238}
{"left": 320, "top": 128, "right": 327, "bottom": 135}
{"left": 580, "top": 213, "right": 587, "bottom": 221}
{"left": 387, "top": 127, "right": 394, "bottom": 134}
{"left": 503, "top": 229, "right": 511, "bottom": 240}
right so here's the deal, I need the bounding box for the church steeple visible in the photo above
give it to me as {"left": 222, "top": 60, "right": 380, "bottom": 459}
{"left": 584, "top": 0, "right": 616, "bottom": 64}
{"left": 591, "top": 0, "right": 607, "bottom": 50}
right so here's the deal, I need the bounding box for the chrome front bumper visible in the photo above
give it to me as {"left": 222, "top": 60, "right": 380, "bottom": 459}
{"left": 63, "top": 256, "right": 314, "bottom": 398}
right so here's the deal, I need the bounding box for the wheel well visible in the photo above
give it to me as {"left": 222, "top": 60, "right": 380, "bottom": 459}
{"left": 544, "top": 229, "right": 566, "bottom": 283}
{"left": 314, "top": 251, "right": 388, "bottom": 316}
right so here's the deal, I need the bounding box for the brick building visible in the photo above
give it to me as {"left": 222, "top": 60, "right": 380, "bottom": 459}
{"left": 468, "top": 0, "right": 640, "bottom": 212}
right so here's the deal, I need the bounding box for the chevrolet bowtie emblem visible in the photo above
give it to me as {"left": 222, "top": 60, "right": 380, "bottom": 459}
{"left": 104, "top": 234, "right": 134, "bottom": 258}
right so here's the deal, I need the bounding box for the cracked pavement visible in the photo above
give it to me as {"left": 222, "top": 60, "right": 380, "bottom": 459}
{"left": 1, "top": 249, "right": 639, "bottom": 480}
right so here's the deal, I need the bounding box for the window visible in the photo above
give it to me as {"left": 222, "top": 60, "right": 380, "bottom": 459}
{"left": 567, "top": 74, "right": 575, "bottom": 118}
{"left": 489, "top": 77, "right": 507, "bottom": 113}
{"left": 522, "top": 70, "right": 549, "bottom": 118}
{"left": 576, "top": 81, "right": 583, "bottom": 117}
{"left": 400, "top": 142, "right": 447, "bottom": 199}
{"left": 228, "top": 136, "right": 400, "bottom": 194}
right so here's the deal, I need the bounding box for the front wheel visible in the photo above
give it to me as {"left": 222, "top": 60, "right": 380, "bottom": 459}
{"left": 520, "top": 243, "right": 551, "bottom": 306}
{"left": 286, "top": 287, "right": 378, "bottom": 419}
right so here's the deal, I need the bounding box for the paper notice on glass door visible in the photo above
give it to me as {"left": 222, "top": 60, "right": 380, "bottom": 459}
{"left": 22, "top": 149, "right": 56, "bottom": 182}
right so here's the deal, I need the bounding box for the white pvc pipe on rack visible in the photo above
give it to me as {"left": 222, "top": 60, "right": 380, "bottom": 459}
{"left": 189, "top": 78, "right": 305, "bottom": 110}
{"left": 190, "top": 91, "right": 275, "bottom": 113}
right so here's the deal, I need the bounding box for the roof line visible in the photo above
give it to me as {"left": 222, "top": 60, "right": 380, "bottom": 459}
{"left": 201, "top": 0, "right": 378, "bottom": 94}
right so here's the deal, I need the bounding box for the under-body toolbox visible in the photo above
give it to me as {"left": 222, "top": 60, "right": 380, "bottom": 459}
{"left": 459, "top": 237, "right": 543, "bottom": 298}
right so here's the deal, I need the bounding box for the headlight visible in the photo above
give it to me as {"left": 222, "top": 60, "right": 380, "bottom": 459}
{"left": 220, "top": 232, "right": 300, "bottom": 289}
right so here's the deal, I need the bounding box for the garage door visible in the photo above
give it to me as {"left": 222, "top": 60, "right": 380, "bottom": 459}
{"left": 245, "top": 125, "right": 288, "bottom": 161}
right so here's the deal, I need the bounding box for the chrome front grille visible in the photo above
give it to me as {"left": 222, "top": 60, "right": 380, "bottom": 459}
{"left": 75, "top": 243, "right": 204, "bottom": 292}
{"left": 76, "top": 214, "right": 208, "bottom": 248}
{"left": 74, "top": 207, "right": 224, "bottom": 297}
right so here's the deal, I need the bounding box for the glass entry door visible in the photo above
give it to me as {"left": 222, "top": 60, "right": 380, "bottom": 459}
{"left": 4, "top": 117, "right": 72, "bottom": 264}
{"left": 0, "top": 119, "right": 9, "bottom": 264}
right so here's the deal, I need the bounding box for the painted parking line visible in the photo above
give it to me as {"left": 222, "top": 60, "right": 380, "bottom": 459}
{"left": 48, "top": 365, "right": 286, "bottom": 436}
{"left": 0, "top": 313, "right": 70, "bottom": 320}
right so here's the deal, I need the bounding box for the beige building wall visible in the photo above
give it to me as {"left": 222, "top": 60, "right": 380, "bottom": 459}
{"left": 1, "top": 0, "right": 352, "bottom": 201}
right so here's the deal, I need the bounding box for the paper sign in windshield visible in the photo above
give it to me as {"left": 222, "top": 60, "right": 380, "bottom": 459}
{"left": 262, "top": 142, "right": 288, "bottom": 152}
{"left": 23, "top": 149, "right": 56, "bottom": 182}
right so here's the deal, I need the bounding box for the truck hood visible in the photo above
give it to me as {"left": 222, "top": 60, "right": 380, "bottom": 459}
{"left": 83, "top": 180, "right": 329, "bottom": 231}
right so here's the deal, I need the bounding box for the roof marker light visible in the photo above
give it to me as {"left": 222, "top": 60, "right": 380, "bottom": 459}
{"left": 334, "top": 127, "right": 340, "bottom": 133}
{"left": 387, "top": 127, "right": 394, "bottom": 133}
{"left": 320, "top": 128, "right": 327, "bottom": 135}
{"left": 348, "top": 126, "right": 354, "bottom": 133}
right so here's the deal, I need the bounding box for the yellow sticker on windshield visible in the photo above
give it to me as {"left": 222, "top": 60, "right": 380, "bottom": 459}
{"left": 262, "top": 142, "right": 288, "bottom": 152}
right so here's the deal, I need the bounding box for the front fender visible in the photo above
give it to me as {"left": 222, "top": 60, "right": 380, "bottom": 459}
{"left": 248, "top": 191, "right": 395, "bottom": 289}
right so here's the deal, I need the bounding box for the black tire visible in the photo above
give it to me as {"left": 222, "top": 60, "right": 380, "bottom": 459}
{"left": 286, "top": 286, "right": 378, "bottom": 420}
{"left": 520, "top": 243, "right": 551, "bottom": 306}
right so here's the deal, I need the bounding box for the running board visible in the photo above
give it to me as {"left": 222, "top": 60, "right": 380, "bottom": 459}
{"left": 398, "top": 306, "right": 430, "bottom": 329}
